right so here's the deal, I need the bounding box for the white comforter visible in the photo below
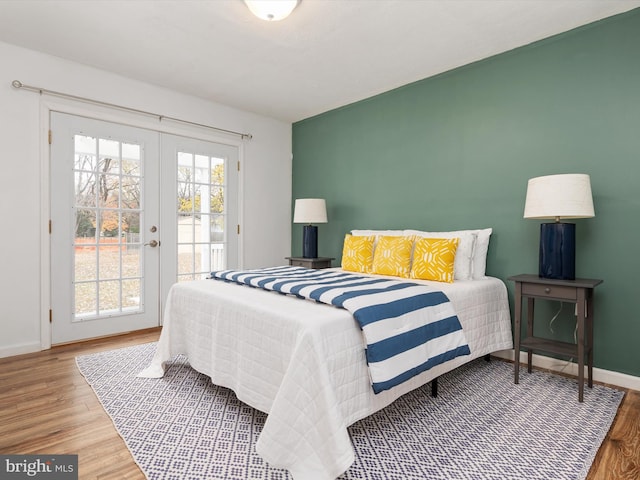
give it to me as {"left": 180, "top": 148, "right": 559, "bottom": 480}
{"left": 139, "top": 270, "right": 513, "bottom": 480}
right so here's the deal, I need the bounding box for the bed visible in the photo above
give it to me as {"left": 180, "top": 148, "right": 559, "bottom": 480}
{"left": 139, "top": 260, "right": 513, "bottom": 480}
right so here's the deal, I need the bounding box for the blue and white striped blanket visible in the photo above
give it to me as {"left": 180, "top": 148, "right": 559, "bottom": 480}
{"left": 210, "top": 266, "right": 470, "bottom": 393}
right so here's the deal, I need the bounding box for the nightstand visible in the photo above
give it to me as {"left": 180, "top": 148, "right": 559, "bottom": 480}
{"left": 286, "top": 257, "right": 334, "bottom": 270}
{"left": 509, "top": 274, "right": 603, "bottom": 402}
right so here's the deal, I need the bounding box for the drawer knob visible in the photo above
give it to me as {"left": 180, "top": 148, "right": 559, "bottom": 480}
{"left": 545, "top": 287, "right": 551, "bottom": 294}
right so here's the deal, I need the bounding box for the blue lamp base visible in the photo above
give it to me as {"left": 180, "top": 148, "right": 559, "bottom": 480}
{"left": 539, "top": 222, "right": 576, "bottom": 280}
{"left": 302, "top": 225, "right": 318, "bottom": 258}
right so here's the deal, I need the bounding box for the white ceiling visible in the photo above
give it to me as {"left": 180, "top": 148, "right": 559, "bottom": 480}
{"left": 1, "top": 0, "right": 639, "bottom": 122}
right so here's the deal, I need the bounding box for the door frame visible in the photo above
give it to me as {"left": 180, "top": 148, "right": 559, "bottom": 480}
{"left": 39, "top": 97, "right": 244, "bottom": 349}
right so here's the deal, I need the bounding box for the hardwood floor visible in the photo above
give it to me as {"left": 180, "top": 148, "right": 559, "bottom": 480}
{"left": 0, "top": 329, "right": 638, "bottom": 479}
{"left": 0, "top": 329, "right": 158, "bottom": 479}
{"left": 588, "top": 387, "right": 640, "bottom": 480}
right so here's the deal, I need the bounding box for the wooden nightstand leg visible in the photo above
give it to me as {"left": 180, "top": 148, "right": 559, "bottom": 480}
{"left": 527, "top": 297, "right": 535, "bottom": 374}
{"left": 586, "top": 291, "right": 594, "bottom": 389}
{"left": 514, "top": 282, "right": 522, "bottom": 384}
{"left": 576, "top": 288, "right": 587, "bottom": 402}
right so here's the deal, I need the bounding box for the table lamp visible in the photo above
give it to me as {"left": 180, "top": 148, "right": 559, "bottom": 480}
{"left": 293, "top": 198, "right": 327, "bottom": 258}
{"left": 524, "top": 174, "right": 595, "bottom": 280}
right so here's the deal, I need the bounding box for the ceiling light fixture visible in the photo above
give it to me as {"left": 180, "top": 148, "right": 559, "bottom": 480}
{"left": 244, "top": 0, "right": 299, "bottom": 21}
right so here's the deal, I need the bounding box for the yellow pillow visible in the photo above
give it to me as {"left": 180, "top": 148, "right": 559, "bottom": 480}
{"left": 371, "top": 236, "right": 413, "bottom": 278}
{"left": 341, "top": 235, "right": 375, "bottom": 273}
{"left": 410, "top": 237, "right": 459, "bottom": 283}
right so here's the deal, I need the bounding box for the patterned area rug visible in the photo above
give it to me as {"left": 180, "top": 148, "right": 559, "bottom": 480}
{"left": 76, "top": 342, "right": 624, "bottom": 480}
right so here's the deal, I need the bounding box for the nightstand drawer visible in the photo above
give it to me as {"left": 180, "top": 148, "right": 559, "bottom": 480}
{"left": 521, "top": 282, "right": 577, "bottom": 300}
{"left": 289, "top": 259, "right": 308, "bottom": 267}
{"left": 286, "top": 257, "right": 334, "bottom": 270}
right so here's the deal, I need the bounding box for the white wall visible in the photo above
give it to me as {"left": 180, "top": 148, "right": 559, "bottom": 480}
{"left": 0, "top": 41, "right": 292, "bottom": 357}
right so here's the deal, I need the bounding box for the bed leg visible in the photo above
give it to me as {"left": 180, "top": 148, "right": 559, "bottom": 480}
{"left": 431, "top": 377, "right": 438, "bottom": 398}
{"left": 484, "top": 354, "right": 491, "bottom": 362}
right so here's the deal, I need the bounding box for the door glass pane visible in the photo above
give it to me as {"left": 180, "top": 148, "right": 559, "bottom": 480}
{"left": 122, "top": 279, "right": 141, "bottom": 309}
{"left": 121, "top": 177, "right": 141, "bottom": 210}
{"left": 99, "top": 138, "right": 120, "bottom": 159}
{"left": 123, "top": 212, "right": 140, "bottom": 237}
{"left": 194, "top": 155, "right": 209, "bottom": 183}
{"left": 211, "top": 215, "right": 224, "bottom": 242}
{"left": 75, "top": 282, "right": 96, "bottom": 317}
{"left": 75, "top": 208, "right": 96, "bottom": 240}
{"left": 99, "top": 280, "right": 120, "bottom": 314}
{"left": 98, "top": 246, "right": 120, "bottom": 280}
{"left": 121, "top": 143, "right": 140, "bottom": 176}
{"left": 97, "top": 210, "right": 120, "bottom": 241}
{"left": 210, "top": 187, "right": 224, "bottom": 213}
{"left": 178, "top": 245, "right": 194, "bottom": 275}
{"left": 176, "top": 152, "right": 227, "bottom": 281}
{"left": 74, "top": 246, "right": 96, "bottom": 282}
{"left": 211, "top": 157, "right": 224, "bottom": 184}
{"left": 72, "top": 134, "right": 144, "bottom": 321}
{"left": 194, "top": 244, "right": 205, "bottom": 273}
{"left": 192, "top": 184, "right": 202, "bottom": 212}
{"left": 75, "top": 171, "right": 97, "bottom": 208}
{"left": 123, "top": 247, "right": 141, "bottom": 278}
{"left": 199, "top": 214, "right": 210, "bottom": 243}
{"left": 98, "top": 174, "right": 121, "bottom": 209}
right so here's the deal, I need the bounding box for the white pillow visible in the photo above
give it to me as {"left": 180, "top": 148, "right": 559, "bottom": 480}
{"left": 471, "top": 228, "right": 492, "bottom": 279}
{"left": 351, "top": 229, "right": 404, "bottom": 237}
{"left": 404, "top": 229, "right": 477, "bottom": 281}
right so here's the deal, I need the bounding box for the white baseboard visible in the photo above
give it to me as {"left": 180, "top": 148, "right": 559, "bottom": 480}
{"left": 492, "top": 349, "right": 640, "bottom": 392}
{"left": 0, "top": 342, "right": 41, "bottom": 359}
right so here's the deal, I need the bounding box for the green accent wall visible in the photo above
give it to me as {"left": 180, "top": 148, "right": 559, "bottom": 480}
{"left": 292, "top": 8, "right": 640, "bottom": 378}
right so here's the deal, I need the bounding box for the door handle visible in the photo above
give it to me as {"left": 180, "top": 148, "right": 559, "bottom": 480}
{"left": 144, "top": 240, "right": 159, "bottom": 247}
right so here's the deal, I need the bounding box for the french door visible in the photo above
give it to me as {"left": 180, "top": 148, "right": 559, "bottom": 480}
{"left": 159, "top": 134, "right": 239, "bottom": 303}
{"left": 50, "top": 113, "right": 238, "bottom": 344}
